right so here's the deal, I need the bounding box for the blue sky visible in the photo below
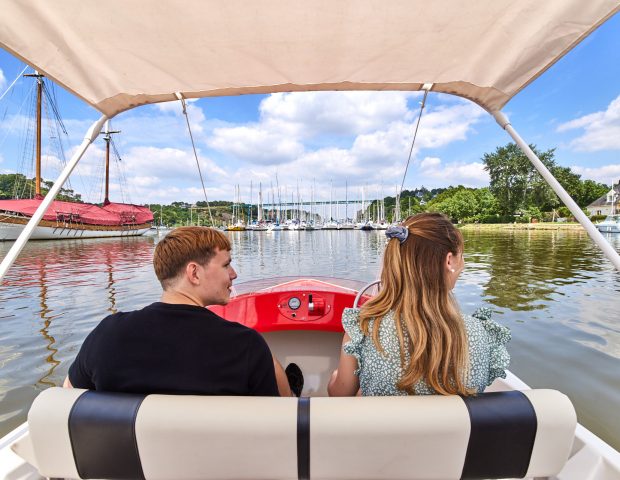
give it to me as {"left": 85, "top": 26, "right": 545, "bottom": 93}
{"left": 0, "top": 13, "right": 619, "bottom": 206}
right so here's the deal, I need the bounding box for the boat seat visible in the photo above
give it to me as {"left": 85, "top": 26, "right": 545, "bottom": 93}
{"left": 13, "top": 387, "right": 576, "bottom": 480}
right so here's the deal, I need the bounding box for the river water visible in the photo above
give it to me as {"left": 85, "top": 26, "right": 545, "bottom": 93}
{"left": 0, "top": 229, "right": 619, "bottom": 449}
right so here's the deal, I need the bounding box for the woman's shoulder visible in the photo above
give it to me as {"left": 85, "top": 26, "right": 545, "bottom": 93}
{"left": 463, "top": 306, "right": 511, "bottom": 387}
{"left": 341, "top": 307, "right": 363, "bottom": 341}
{"left": 342, "top": 307, "right": 361, "bottom": 322}
{"left": 464, "top": 307, "right": 511, "bottom": 344}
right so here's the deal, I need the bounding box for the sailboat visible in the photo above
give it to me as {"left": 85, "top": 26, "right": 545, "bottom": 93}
{"left": 225, "top": 185, "right": 246, "bottom": 231}
{"left": 322, "top": 181, "right": 340, "bottom": 230}
{"left": 0, "top": 73, "right": 153, "bottom": 240}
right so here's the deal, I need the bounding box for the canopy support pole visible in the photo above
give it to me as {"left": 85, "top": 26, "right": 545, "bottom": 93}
{"left": 493, "top": 111, "right": 620, "bottom": 271}
{"left": 0, "top": 115, "right": 108, "bottom": 282}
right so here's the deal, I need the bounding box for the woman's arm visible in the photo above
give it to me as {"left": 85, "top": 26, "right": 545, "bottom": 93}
{"left": 327, "top": 333, "right": 360, "bottom": 396}
{"left": 273, "top": 355, "right": 293, "bottom": 397}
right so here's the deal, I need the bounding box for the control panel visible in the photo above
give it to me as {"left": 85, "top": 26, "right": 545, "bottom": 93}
{"left": 278, "top": 292, "right": 330, "bottom": 321}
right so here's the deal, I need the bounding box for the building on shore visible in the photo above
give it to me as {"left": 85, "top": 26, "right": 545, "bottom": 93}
{"left": 586, "top": 180, "right": 620, "bottom": 216}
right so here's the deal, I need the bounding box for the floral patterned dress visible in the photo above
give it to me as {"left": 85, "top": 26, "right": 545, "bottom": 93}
{"left": 341, "top": 307, "right": 511, "bottom": 395}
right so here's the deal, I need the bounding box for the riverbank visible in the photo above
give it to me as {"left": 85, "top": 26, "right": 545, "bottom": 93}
{"left": 459, "top": 222, "right": 584, "bottom": 231}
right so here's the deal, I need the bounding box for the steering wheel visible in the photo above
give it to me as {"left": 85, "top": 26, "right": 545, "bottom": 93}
{"left": 353, "top": 280, "right": 381, "bottom": 308}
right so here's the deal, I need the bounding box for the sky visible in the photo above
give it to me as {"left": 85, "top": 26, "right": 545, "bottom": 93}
{"left": 0, "top": 13, "right": 619, "bottom": 206}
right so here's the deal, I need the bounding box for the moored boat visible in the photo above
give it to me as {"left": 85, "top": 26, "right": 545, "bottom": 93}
{"left": 596, "top": 215, "right": 620, "bottom": 233}
{"left": 0, "top": 76, "right": 153, "bottom": 240}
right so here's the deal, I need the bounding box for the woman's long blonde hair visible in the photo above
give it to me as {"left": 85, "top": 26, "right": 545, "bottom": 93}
{"left": 359, "top": 212, "right": 472, "bottom": 395}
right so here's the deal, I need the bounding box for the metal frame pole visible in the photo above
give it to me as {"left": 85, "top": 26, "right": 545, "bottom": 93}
{"left": 493, "top": 111, "right": 620, "bottom": 271}
{"left": 0, "top": 115, "right": 108, "bottom": 282}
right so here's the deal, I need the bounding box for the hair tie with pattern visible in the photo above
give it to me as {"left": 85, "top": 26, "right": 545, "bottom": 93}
{"left": 385, "top": 225, "right": 408, "bottom": 244}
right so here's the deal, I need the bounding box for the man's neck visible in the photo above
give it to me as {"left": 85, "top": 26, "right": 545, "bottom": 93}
{"left": 160, "top": 289, "right": 204, "bottom": 307}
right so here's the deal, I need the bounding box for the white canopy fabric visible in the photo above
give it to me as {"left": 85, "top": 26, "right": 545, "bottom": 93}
{"left": 0, "top": 0, "right": 619, "bottom": 117}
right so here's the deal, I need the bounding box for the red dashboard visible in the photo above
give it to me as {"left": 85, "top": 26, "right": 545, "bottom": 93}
{"left": 209, "top": 288, "right": 365, "bottom": 333}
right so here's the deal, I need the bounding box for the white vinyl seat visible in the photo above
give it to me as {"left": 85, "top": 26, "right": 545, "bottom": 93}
{"left": 12, "top": 387, "right": 576, "bottom": 480}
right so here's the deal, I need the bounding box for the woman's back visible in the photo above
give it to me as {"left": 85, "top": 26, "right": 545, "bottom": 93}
{"left": 327, "top": 213, "right": 511, "bottom": 397}
{"left": 342, "top": 306, "right": 510, "bottom": 396}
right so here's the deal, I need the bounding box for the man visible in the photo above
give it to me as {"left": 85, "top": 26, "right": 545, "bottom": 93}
{"left": 64, "top": 226, "right": 291, "bottom": 396}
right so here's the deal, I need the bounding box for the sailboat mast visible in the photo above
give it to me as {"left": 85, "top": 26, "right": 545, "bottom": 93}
{"left": 24, "top": 72, "right": 44, "bottom": 199}
{"left": 35, "top": 75, "right": 42, "bottom": 198}
{"left": 102, "top": 121, "right": 120, "bottom": 206}
{"left": 345, "top": 180, "right": 348, "bottom": 223}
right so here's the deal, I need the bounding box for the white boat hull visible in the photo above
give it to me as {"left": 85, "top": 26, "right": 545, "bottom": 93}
{"left": 0, "top": 221, "right": 150, "bottom": 241}
{"left": 596, "top": 224, "right": 620, "bottom": 234}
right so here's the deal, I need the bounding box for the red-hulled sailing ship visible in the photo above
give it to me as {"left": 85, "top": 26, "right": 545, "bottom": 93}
{"left": 0, "top": 73, "right": 153, "bottom": 240}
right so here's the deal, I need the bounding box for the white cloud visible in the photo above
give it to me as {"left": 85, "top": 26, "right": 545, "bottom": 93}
{"left": 571, "top": 164, "right": 620, "bottom": 184}
{"left": 420, "top": 157, "right": 441, "bottom": 169}
{"left": 0, "top": 68, "right": 6, "bottom": 91}
{"left": 207, "top": 92, "right": 484, "bottom": 177}
{"left": 260, "top": 91, "right": 415, "bottom": 137}
{"left": 418, "top": 156, "right": 489, "bottom": 186}
{"left": 153, "top": 98, "right": 198, "bottom": 114}
{"left": 557, "top": 95, "right": 620, "bottom": 151}
{"left": 208, "top": 125, "right": 304, "bottom": 165}
{"left": 122, "top": 146, "right": 226, "bottom": 180}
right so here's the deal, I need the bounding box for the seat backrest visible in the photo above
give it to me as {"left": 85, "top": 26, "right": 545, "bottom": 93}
{"left": 19, "top": 387, "right": 576, "bottom": 480}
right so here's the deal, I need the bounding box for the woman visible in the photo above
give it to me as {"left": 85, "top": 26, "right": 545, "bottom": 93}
{"left": 328, "top": 213, "right": 510, "bottom": 397}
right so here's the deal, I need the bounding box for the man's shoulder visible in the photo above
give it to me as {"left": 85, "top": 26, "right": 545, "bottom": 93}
{"left": 206, "top": 309, "right": 265, "bottom": 339}
{"left": 97, "top": 303, "right": 157, "bottom": 324}
{"left": 204, "top": 310, "right": 270, "bottom": 349}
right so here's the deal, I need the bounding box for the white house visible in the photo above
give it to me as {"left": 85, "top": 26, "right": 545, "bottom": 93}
{"left": 587, "top": 181, "right": 619, "bottom": 216}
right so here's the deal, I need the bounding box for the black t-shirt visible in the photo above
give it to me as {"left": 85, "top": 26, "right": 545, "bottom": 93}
{"left": 68, "top": 302, "right": 279, "bottom": 396}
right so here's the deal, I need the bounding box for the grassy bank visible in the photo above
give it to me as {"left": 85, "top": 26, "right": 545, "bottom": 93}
{"left": 458, "top": 222, "right": 584, "bottom": 231}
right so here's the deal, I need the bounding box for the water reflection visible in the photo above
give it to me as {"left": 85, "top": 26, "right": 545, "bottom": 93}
{"left": 463, "top": 230, "right": 614, "bottom": 311}
{"left": 36, "top": 261, "right": 60, "bottom": 388}
{"left": 0, "top": 237, "right": 158, "bottom": 433}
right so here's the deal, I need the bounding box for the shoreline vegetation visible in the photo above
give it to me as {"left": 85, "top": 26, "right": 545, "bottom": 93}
{"left": 459, "top": 222, "right": 585, "bottom": 231}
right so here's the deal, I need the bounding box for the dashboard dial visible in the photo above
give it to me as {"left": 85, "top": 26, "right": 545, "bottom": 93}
{"left": 288, "top": 296, "right": 301, "bottom": 310}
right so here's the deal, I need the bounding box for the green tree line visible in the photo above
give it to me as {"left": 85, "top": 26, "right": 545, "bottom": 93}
{"left": 369, "top": 143, "right": 609, "bottom": 223}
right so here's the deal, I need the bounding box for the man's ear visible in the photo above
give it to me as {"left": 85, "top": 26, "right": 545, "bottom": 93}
{"left": 185, "top": 262, "right": 200, "bottom": 285}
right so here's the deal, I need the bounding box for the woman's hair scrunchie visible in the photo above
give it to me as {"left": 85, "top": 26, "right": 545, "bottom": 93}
{"left": 385, "top": 225, "right": 408, "bottom": 244}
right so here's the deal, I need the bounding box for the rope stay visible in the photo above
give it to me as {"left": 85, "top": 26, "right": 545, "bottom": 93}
{"left": 176, "top": 93, "right": 215, "bottom": 226}
{"left": 396, "top": 84, "right": 432, "bottom": 221}
{"left": 0, "top": 65, "right": 28, "bottom": 103}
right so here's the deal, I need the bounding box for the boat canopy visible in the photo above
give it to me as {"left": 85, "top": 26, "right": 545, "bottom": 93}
{"left": 1, "top": 0, "right": 620, "bottom": 277}
{"left": 1, "top": 0, "right": 618, "bottom": 117}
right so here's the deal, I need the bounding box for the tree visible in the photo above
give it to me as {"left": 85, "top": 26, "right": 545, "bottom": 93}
{"left": 577, "top": 179, "right": 609, "bottom": 208}
{"left": 482, "top": 143, "right": 558, "bottom": 216}
{"left": 427, "top": 186, "right": 491, "bottom": 222}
